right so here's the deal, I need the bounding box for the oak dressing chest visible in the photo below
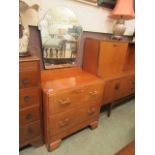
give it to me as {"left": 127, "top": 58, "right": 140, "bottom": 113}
{"left": 41, "top": 67, "right": 104, "bottom": 151}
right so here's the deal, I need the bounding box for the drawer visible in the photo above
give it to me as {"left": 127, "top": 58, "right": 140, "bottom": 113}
{"left": 86, "top": 82, "right": 104, "bottom": 102}
{"left": 19, "top": 61, "right": 39, "bottom": 72}
{"left": 19, "top": 87, "right": 40, "bottom": 109}
{"left": 49, "top": 86, "right": 89, "bottom": 115}
{"left": 19, "top": 121, "right": 41, "bottom": 143}
{"left": 49, "top": 110, "right": 76, "bottom": 136}
{"left": 19, "top": 105, "right": 41, "bottom": 126}
{"left": 49, "top": 82, "right": 103, "bottom": 115}
{"left": 77, "top": 103, "right": 100, "bottom": 123}
{"left": 49, "top": 102, "right": 100, "bottom": 137}
{"left": 19, "top": 71, "right": 40, "bottom": 89}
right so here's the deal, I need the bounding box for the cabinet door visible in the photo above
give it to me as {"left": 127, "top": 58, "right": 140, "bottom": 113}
{"left": 102, "top": 78, "right": 123, "bottom": 105}
{"left": 121, "top": 75, "right": 135, "bottom": 97}
{"left": 98, "top": 41, "right": 128, "bottom": 78}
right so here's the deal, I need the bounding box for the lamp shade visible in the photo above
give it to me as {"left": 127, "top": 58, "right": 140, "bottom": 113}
{"left": 109, "top": 0, "right": 135, "bottom": 20}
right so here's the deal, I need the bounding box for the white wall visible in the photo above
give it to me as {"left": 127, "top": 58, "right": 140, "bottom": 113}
{"left": 22, "top": 0, "right": 135, "bottom": 35}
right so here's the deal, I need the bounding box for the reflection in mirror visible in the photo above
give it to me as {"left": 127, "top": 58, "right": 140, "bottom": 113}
{"left": 38, "top": 6, "right": 82, "bottom": 69}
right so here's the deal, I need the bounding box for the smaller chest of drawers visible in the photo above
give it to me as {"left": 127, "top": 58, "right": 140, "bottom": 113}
{"left": 41, "top": 68, "right": 104, "bottom": 151}
{"left": 19, "top": 56, "right": 43, "bottom": 148}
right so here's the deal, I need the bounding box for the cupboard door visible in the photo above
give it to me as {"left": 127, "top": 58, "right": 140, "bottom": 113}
{"left": 102, "top": 79, "right": 122, "bottom": 105}
{"left": 121, "top": 75, "right": 135, "bottom": 97}
{"left": 98, "top": 41, "right": 128, "bottom": 78}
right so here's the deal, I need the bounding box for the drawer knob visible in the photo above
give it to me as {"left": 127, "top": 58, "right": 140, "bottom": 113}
{"left": 87, "top": 108, "right": 95, "bottom": 115}
{"left": 25, "top": 113, "right": 33, "bottom": 120}
{"left": 89, "top": 91, "right": 98, "bottom": 96}
{"left": 22, "top": 78, "right": 28, "bottom": 85}
{"left": 24, "top": 96, "right": 30, "bottom": 102}
{"left": 59, "top": 118, "right": 69, "bottom": 127}
{"left": 27, "top": 127, "right": 33, "bottom": 135}
{"left": 59, "top": 98, "right": 71, "bottom": 105}
{"left": 115, "top": 84, "right": 119, "bottom": 90}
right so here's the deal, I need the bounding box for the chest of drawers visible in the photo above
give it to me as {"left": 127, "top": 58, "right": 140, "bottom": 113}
{"left": 19, "top": 56, "right": 43, "bottom": 148}
{"left": 41, "top": 68, "right": 104, "bottom": 151}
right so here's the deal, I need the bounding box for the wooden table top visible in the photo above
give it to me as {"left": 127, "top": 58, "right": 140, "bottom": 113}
{"left": 41, "top": 67, "right": 104, "bottom": 93}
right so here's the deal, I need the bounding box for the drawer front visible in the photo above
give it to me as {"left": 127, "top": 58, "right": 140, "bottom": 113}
{"left": 76, "top": 103, "right": 100, "bottom": 123}
{"left": 19, "top": 105, "right": 40, "bottom": 126}
{"left": 19, "top": 121, "right": 41, "bottom": 143}
{"left": 49, "top": 86, "right": 89, "bottom": 115}
{"left": 49, "top": 103, "right": 100, "bottom": 137}
{"left": 86, "top": 83, "right": 104, "bottom": 102}
{"left": 19, "top": 87, "right": 40, "bottom": 109}
{"left": 19, "top": 61, "right": 39, "bottom": 72}
{"left": 49, "top": 82, "right": 103, "bottom": 115}
{"left": 19, "top": 71, "right": 40, "bottom": 89}
{"left": 49, "top": 110, "right": 76, "bottom": 136}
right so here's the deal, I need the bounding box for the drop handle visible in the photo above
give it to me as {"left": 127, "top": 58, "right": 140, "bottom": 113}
{"left": 87, "top": 108, "right": 95, "bottom": 115}
{"left": 59, "top": 98, "right": 71, "bottom": 105}
{"left": 22, "top": 78, "right": 28, "bottom": 85}
{"left": 89, "top": 91, "right": 98, "bottom": 96}
{"left": 59, "top": 118, "right": 69, "bottom": 127}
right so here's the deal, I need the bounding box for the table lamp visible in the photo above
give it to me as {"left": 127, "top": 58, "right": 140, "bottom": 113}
{"left": 109, "top": 0, "right": 135, "bottom": 39}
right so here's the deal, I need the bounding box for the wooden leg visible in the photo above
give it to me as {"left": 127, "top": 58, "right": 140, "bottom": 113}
{"left": 107, "top": 103, "right": 113, "bottom": 117}
{"left": 49, "top": 139, "right": 61, "bottom": 151}
{"left": 90, "top": 121, "right": 98, "bottom": 129}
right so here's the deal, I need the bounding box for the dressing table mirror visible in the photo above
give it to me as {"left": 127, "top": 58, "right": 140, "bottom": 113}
{"left": 38, "top": 6, "right": 82, "bottom": 69}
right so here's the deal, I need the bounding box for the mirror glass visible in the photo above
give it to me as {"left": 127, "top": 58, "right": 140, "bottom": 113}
{"left": 38, "top": 6, "right": 82, "bottom": 69}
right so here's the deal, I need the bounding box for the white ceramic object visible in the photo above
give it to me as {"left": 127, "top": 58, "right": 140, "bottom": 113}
{"left": 113, "top": 20, "right": 126, "bottom": 39}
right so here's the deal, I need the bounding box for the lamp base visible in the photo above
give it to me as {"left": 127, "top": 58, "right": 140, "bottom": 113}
{"left": 112, "top": 19, "right": 126, "bottom": 38}
{"left": 111, "top": 35, "right": 123, "bottom": 40}
{"left": 19, "top": 51, "right": 31, "bottom": 57}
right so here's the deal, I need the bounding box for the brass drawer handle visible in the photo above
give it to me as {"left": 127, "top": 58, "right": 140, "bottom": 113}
{"left": 24, "top": 96, "right": 30, "bottom": 102}
{"left": 87, "top": 108, "right": 95, "bottom": 115}
{"left": 89, "top": 91, "right": 98, "bottom": 96}
{"left": 59, "top": 98, "right": 71, "bottom": 105}
{"left": 22, "top": 78, "right": 28, "bottom": 85}
{"left": 59, "top": 118, "right": 69, "bottom": 127}
{"left": 113, "top": 44, "right": 117, "bottom": 47}
{"left": 25, "top": 113, "right": 33, "bottom": 120}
